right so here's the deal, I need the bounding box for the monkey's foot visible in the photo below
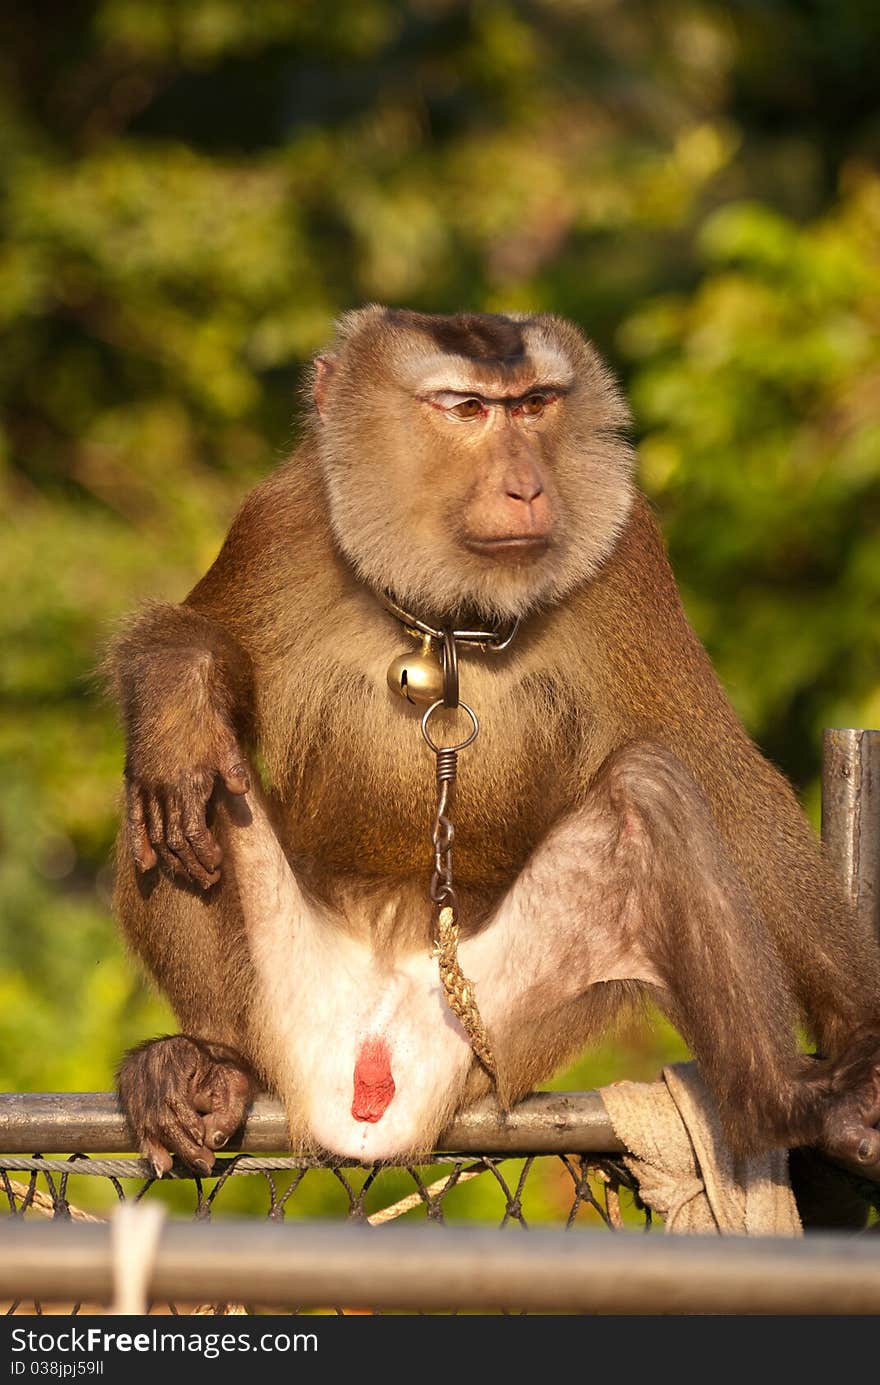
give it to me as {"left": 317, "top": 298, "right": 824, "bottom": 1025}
{"left": 817, "top": 1028, "right": 880, "bottom": 1170}
{"left": 117, "top": 1035, "right": 256, "bottom": 1177}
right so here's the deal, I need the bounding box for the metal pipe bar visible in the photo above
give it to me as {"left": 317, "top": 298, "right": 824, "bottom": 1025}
{"left": 2, "top": 1220, "right": 880, "bottom": 1315}
{"left": 822, "top": 727, "right": 880, "bottom": 940}
{"left": 0, "top": 1090, "right": 622, "bottom": 1157}
{"left": 1, "top": 1091, "right": 877, "bottom": 1183}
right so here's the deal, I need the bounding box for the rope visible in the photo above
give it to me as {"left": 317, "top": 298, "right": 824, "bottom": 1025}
{"left": 367, "top": 1164, "right": 486, "bottom": 1225}
{"left": 3, "top": 1177, "right": 103, "bottom": 1222}
{"left": 191, "top": 1303, "right": 248, "bottom": 1315}
{"left": 435, "top": 905, "right": 497, "bottom": 1079}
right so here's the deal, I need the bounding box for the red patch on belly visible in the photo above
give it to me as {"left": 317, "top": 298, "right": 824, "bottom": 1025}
{"left": 352, "top": 1037, "right": 396, "bottom": 1123}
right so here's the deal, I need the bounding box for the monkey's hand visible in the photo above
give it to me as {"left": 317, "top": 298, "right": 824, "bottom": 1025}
{"left": 117, "top": 1035, "right": 257, "bottom": 1177}
{"left": 817, "top": 1028, "right": 880, "bottom": 1170}
{"left": 124, "top": 717, "right": 250, "bottom": 890}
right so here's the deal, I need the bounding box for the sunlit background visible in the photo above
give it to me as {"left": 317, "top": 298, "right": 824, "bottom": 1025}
{"left": 1, "top": 1, "right": 878, "bottom": 1218}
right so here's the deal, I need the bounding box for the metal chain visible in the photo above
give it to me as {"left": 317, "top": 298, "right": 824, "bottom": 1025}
{"left": 421, "top": 698, "right": 497, "bottom": 1080}
{"left": 381, "top": 592, "right": 519, "bottom": 653}
{"left": 381, "top": 595, "right": 512, "bottom": 1084}
{"left": 429, "top": 748, "right": 458, "bottom": 908}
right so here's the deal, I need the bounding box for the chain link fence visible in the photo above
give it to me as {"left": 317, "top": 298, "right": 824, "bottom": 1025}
{"left": 3, "top": 1097, "right": 880, "bottom": 1316}
{"left": 0, "top": 1145, "right": 652, "bottom": 1315}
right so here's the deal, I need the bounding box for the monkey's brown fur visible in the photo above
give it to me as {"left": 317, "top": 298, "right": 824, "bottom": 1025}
{"left": 108, "top": 306, "right": 880, "bottom": 1176}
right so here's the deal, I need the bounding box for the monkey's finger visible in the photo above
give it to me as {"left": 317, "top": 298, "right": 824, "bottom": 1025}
{"left": 215, "top": 735, "right": 251, "bottom": 796}
{"left": 159, "top": 1131, "right": 214, "bottom": 1176}
{"left": 142, "top": 1138, "right": 173, "bottom": 1180}
{"left": 126, "top": 782, "right": 157, "bottom": 872}
{"left": 167, "top": 1092, "right": 207, "bottom": 1147}
{"left": 193, "top": 1099, "right": 244, "bottom": 1151}
{"left": 181, "top": 796, "right": 223, "bottom": 877}
{"left": 145, "top": 791, "right": 185, "bottom": 879}
{"left": 164, "top": 789, "right": 219, "bottom": 890}
{"left": 192, "top": 1073, "right": 251, "bottom": 1150}
{"left": 219, "top": 763, "right": 250, "bottom": 796}
{"left": 155, "top": 1108, "right": 215, "bottom": 1176}
{"left": 835, "top": 1124, "right": 880, "bottom": 1167}
{"left": 856, "top": 1127, "right": 880, "bottom": 1166}
{"left": 823, "top": 1115, "right": 880, "bottom": 1168}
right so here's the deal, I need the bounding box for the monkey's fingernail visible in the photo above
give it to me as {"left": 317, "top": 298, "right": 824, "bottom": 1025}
{"left": 210, "top": 1131, "right": 228, "bottom": 1149}
{"left": 858, "top": 1137, "right": 876, "bottom": 1161}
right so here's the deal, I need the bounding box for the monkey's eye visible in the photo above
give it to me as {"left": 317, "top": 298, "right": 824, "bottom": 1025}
{"left": 424, "top": 392, "right": 488, "bottom": 420}
{"left": 450, "top": 397, "right": 485, "bottom": 419}
{"left": 519, "top": 394, "right": 547, "bottom": 417}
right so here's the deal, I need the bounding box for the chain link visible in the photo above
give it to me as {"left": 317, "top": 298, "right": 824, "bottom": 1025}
{"left": 430, "top": 777, "right": 456, "bottom": 908}
{"left": 421, "top": 712, "right": 477, "bottom": 914}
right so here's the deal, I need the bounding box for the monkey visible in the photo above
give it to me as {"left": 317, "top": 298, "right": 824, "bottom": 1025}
{"left": 107, "top": 305, "right": 880, "bottom": 1179}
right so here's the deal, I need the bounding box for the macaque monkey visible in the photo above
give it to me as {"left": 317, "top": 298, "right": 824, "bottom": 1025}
{"left": 108, "top": 306, "right": 880, "bottom": 1177}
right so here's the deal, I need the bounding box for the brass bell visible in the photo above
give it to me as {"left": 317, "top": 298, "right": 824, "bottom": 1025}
{"left": 387, "top": 635, "right": 444, "bottom": 706}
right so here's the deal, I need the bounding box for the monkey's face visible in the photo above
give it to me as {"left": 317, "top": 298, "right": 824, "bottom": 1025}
{"left": 312, "top": 307, "right": 635, "bottom": 621}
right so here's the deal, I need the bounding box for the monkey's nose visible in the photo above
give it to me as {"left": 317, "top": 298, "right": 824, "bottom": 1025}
{"left": 502, "top": 454, "right": 545, "bottom": 505}
{"left": 501, "top": 489, "right": 552, "bottom": 535}
{"left": 505, "top": 479, "right": 544, "bottom": 504}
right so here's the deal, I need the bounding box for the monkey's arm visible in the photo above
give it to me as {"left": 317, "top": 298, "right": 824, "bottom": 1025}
{"left": 107, "top": 602, "right": 255, "bottom": 888}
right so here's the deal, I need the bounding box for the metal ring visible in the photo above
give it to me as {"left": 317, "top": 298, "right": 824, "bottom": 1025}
{"left": 441, "top": 629, "right": 459, "bottom": 709}
{"left": 487, "top": 616, "right": 520, "bottom": 654}
{"left": 421, "top": 701, "right": 479, "bottom": 754}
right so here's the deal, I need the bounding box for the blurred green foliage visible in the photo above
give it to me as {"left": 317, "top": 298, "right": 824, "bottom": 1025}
{"left": 0, "top": 0, "right": 878, "bottom": 1178}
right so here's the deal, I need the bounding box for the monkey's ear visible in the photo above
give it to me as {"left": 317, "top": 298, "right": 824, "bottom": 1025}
{"left": 312, "top": 355, "right": 337, "bottom": 419}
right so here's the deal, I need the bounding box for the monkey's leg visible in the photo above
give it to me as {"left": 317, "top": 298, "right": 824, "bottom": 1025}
{"left": 464, "top": 741, "right": 880, "bottom": 1167}
{"left": 114, "top": 805, "right": 260, "bottom": 1175}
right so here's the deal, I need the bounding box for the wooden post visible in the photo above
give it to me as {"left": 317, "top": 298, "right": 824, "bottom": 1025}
{"left": 822, "top": 728, "right": 880, "bottom": 940}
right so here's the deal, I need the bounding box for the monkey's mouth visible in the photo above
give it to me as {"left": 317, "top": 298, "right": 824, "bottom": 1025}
{"left": 463, "top": 536, "right": 551, "bottom": 561}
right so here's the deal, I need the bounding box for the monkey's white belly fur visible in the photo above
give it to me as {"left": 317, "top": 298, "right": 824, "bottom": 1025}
{"left": 228, "top": 792, "right": 661, "bottom": 1160}
{"left": 257, "top": 923, "right": 473, "bottom": 1161}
